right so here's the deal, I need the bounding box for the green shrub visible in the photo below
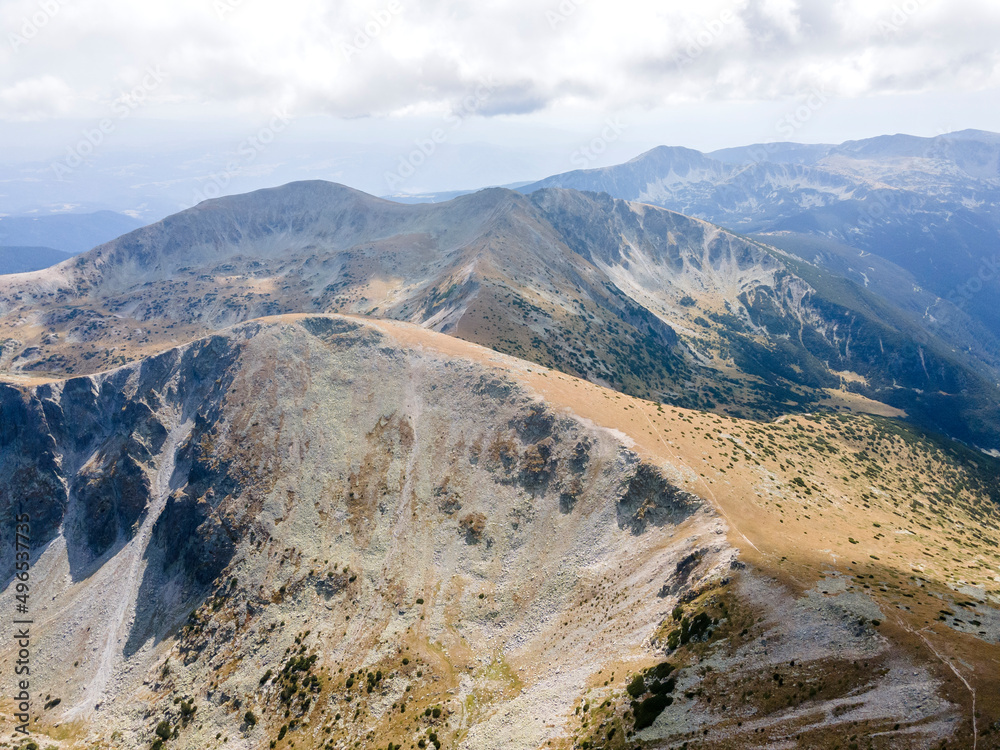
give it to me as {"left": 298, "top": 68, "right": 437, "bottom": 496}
{"left": 626, "top": 674, "right": 646, "bottom": 699}
{"left": 633, "top": 693, "right": 673, "bottom": 730}
{"left": 650, "top": 677, "right": 676, "bottom": 695}
{"left": 666, "top": 629, "right": 681, "bottom": 650}
{"left": 688, "top": 612, "right": 712, "bottom": 641}
{"left": 155, "top": 720, "right": 172, "bottom": 740}
{"left": 648, "top": 662, "right": 675, "bottom": 681}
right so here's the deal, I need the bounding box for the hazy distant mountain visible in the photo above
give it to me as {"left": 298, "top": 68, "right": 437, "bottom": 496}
{"left": 522, "top": 130, "right": 1000, "bottom": 334}
{"left": 0, "top": 210, "right": 144, "bottom": 254}
{"left": 2, "top": 180, "right": 998, "bottom": 450}
{"left": 0, "top": 245, "right": 72, "bottom": 274}
{"left": 382, "top": 182, "right": 534, "bottom": 204}
{"left": 708, "top": 141, "right": 835, "bottom": 165}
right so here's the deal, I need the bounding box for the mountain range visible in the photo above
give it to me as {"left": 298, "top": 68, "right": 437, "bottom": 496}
{"left": 522, "top": 130, "right": 1000, "bottom": 338}
{"left": 1, "top": 135, "right": 1000, "bottom": 750}
{"left": 2, "top": 181, "right": 998, "bottom": 452}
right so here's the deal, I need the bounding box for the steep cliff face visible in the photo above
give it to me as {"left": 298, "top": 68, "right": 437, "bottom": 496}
{"left": 1, "top": 333, "right": 241, "bottom": 576}
{"left": 0, "top": 383, "right": 66, "bottom": 545}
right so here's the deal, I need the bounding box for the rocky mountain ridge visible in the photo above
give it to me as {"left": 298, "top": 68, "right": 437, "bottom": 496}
{"left": 1, "top": 181, "right": 998, "bottom": 450}
{"left": 522, "top": 130, "right": 1000, "bottom": 337}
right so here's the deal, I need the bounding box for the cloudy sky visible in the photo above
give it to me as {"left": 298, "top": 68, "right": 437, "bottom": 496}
{"left": 1, "top": 0, "right": 999, "bottom": 217}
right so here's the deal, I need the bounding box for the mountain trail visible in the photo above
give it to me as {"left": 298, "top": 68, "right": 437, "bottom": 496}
{"left": 893, "top": 614, "right": 978, "bottom": 750}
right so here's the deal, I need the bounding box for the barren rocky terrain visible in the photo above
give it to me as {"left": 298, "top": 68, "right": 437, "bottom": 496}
{"left": 0, "top": 314, "right": 997, "bottom": 749}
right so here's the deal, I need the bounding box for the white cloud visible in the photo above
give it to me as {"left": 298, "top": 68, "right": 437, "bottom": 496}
{"left": 0, "top": 75, "right": 76, "bottom": 119}
{"left": 0, "top": 0, "right": 997, "bottom": 125}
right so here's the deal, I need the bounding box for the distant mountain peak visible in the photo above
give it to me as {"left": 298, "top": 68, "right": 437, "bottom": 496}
{"left": 629, "top": 144, "right": 711, "bottom": 163}
{"left": 0, "top": 210, "right": 144, "bottom": 254}
{"left": 941, "top": 128, "right": 1000, "bottom": 141}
